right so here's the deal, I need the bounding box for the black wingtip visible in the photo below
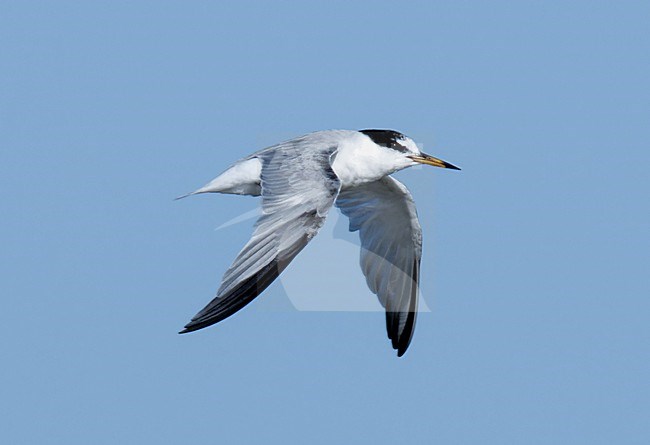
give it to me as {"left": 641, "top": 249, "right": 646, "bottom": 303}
{"left": 179, "top": 321, "right": 205, "bottom": 334}
{"left": 178, "top": 324, "right": 196, "bottom": 334}
{"left": 396, "top": 336, "right": 411, "bottom": 357}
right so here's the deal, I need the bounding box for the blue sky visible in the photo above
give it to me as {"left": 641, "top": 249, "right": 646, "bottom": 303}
{"left": 2, "top": 1, "right": 649, "bottom": 443}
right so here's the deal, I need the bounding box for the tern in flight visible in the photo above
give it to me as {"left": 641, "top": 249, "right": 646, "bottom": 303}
{"left": 179, "top": 129, "right": 460, "bottom": 356}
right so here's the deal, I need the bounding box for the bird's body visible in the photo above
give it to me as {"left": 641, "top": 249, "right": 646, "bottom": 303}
{"left": 179, "top": 129, "right": 459, "bottom": 356}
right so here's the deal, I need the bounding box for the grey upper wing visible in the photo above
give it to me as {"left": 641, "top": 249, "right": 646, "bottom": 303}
{"left": 336, "top": 176, "right": 423, "bottom": 357}
{"left": 181, "top": 136, "right": 341, "bottom": 333}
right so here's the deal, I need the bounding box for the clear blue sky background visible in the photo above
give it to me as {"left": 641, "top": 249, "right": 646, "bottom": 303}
{"left": 2, "top": 1, "right": 649, "bottom": 443}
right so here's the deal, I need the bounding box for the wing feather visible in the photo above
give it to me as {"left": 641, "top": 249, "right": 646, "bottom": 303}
{"left": 336, "top": 176, "right": 422, "bottom": 356}
{"left": 181, "top": 134, "right": 342, "bottom": 333}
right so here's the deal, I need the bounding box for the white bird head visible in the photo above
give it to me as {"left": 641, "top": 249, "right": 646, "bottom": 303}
{"left": 359, "top": 129, "right": 461, "bottom": 173}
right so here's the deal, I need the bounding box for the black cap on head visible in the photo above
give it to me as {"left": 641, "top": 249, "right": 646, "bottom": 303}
{"left": 359, "top": 129, "right": 409, "bottom": 153}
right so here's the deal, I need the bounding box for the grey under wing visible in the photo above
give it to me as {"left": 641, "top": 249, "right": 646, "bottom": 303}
{"left": 180, "top": 135, "right": 341, "bottom": 333}
{"left": 336, "top": 176, "right": 423, "bottom": 357}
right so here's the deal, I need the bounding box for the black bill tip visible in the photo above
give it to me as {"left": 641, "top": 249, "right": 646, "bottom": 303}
{"left": 443, "top": 161, "right": 461, "bottom": 170}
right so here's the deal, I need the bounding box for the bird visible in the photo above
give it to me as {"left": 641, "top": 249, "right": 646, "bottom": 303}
{"left": 178, "top": 129, "right": 460, "bottom": 356}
